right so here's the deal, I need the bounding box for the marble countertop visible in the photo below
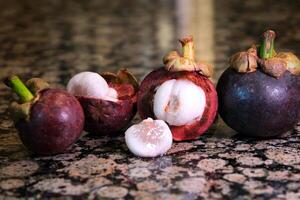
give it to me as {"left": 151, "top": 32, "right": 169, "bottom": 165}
{"left": 0, "top": 0, "right": 300, "bottom": 199}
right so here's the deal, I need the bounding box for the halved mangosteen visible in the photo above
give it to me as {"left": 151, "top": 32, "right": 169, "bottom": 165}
{"left": 67, "top": 69, "right": 138, "bottom": 135}
{"left": 137, "top": 36, "right": 218, "bottom": 141}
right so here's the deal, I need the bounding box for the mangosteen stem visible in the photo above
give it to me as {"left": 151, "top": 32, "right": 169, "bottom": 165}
{"left": 260, "top": 30, "right": 276, "bottom": 59}
{"left": 4, "top": 76, "right": 34, "bottom": 103}
{"left": 180, "top": 36, "right": 195, "bottom": 61}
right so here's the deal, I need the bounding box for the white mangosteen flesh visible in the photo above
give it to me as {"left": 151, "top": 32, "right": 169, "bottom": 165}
{"left": 66, "top": 71, "right": 118, "bottom": 101}
{"left": 125, "top": 118, "right": 173, "bottom": 157}
{"left": 153, "top": 79, "right": 206, "bottom": 126}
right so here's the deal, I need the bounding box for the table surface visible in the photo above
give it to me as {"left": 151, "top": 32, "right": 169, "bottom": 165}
{"left": 0, "top": 0, "right": 300, "bottom": 199}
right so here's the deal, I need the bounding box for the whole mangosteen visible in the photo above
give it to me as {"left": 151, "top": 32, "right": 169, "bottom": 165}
{"left": 217, "top": 30, "right": 300, "bottom": 137}
{"left": 137, "top": 36, "right": 218, "bottom": 141}
{"left": 4, "top": 76, "right": 84, "bottom": 155}
{"left": 67, "top": 69, "right": 138, "bottom": 135}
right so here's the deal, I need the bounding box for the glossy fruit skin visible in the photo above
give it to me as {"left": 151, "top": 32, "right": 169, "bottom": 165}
{"left": 217, "top": 68, "right": 300, "bottom": 137}
{"left": 137, "top": 67, "right": 218, "bottom": 141}
{"left": 15, "top": 89, "right": 84, "bottom": 155}
{"left": 77, "top": 83, "right": 137, "bottom": 135}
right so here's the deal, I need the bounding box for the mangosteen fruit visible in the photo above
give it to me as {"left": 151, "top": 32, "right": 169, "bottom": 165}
{"left": 137, "top": 36, "right": 218, "bottom": 141}
{"left": 67, "top": 69, "right": 138, "bottom": 135}
{"left": 125, "top": 118, "right": 172, "bottom": 157}
{"left": 4, "top": 76, "right": 84, "bottom": 155}
{"left": 217, "top": 30, "right": 300, "bottom": 137}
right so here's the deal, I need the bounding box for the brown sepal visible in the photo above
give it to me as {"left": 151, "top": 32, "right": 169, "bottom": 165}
{"left": 230, "top": 46, "right": 258, "bottom": 73}
{"left": 163, "top": 51, "right": 212, "bottom": 77}
{"left": 276, "top": 52, "right": 300, "bottom": 75}
{"left": 100, "top": 72, "right": 118, "bottom": 83}
{"left": 101, "top": 69, "right": 139, "bottom": 92}
{"left": 9, "top": 101, "right": 31, "bottom": 122}
{"left": 26, "top": 78, "right": 50, "bottom": 95}
{"left": 259, "top": 57, "right": 287, "bottom": 78}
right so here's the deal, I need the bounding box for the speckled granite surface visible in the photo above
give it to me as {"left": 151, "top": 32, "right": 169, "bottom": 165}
{"left": 0, "top": 0, "right": 300, "bottom": 199}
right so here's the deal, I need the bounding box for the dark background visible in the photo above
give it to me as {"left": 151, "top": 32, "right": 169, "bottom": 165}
{"left": 0, "top": 0, "right": 299, "bottom": 84}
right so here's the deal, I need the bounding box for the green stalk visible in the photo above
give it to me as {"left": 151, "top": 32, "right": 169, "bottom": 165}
{"left": 259, "top": 30, "right": 276, "bottom": 59}
{"left": 180, "top": 36, "right": 195, "bottom": 61}
{"left": 4, "top": 76, "right": 34, "bottom": 103}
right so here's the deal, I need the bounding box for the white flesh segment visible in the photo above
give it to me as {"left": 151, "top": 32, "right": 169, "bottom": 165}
{"left": 125, "top": 118, "right": 173, "bottom": 157}
{"left": 66, "top": 71, "right": 118, "bottom": 100}
{"left": 153, "top": 79, "right": 206, "bottom": 126}
{"left": 153, "top": 79, "right": 175, "bottom": 123}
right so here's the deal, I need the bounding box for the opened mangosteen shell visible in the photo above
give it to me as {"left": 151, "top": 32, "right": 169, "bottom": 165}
{"left": 217, "top": 68, "right": 300, "bottom": 137}
{"left": 15, "top": 88, "right": 84, "bottom": 155}
{"left": 138, "top": 67, "right": 218, "bottom": 141}
{"left": 77, "top": 83, "right": 137, "bottom": 135}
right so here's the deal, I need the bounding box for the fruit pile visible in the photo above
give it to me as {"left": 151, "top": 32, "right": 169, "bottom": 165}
{"left": 4, "top": 30, "right": 300, "bottom": 157}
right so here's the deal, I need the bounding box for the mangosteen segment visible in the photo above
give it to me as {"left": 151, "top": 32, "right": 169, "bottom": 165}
{"left": 153, "top": 79, "right": 206, "bottom": 126}
{"left": 67, "top": 71, "right": 118, "bottom": 101}
{"left": 125, "top": 118, "right": 173, "bottom": 157}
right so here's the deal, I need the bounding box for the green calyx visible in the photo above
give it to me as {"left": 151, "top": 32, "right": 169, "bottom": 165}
{"left": 26, "top": 78, "right": 50, "bottom": 95}
{"left": 162, "top": 35, "right": 213, "bottom": 77}
{"left": 4, "top": 76, "right": 34, "bottom": 103}
{"left": 231, "top": 30, "right": 300, "bottom": 78}
{"left": 259, "top": 30, "right": 276, "bottom": 59}
{"left": 4, "top": 76, "right": 50, "bottom": 122}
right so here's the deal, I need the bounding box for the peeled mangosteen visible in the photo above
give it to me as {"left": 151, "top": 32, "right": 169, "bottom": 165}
{"left": 137, "top": 36, "right": 218, "bottom": 141}
{"left": 4, "top": 76, "right": 84, "bottom": 155}
{"left": 217, "top": 30, "right": 300, "bottom": 137}
{"left": 67, "top": 69, "right": 138, "bottom": 135}
{"left": 125, "top": 117, "right": 173, "bottom": 157}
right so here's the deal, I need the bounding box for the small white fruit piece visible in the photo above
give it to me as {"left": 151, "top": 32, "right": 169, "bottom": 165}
{"left": 153, "top": 79, "right": 206, "bottom": 126}
{"left": 125, "top": 118, "right": 173, "bottom": 157}
{"left": 66, "top": 71, "right": 118, "bottom": 101}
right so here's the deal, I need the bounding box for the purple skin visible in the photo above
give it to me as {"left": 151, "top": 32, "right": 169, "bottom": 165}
{"left": 77, "top": 96, "right": 136, "bottom": 135}
{"left": 217, "top": 68, "right": 300, "bottom": 137}
{"left": 16, "top": 89, "right": 84, "bottom": 155}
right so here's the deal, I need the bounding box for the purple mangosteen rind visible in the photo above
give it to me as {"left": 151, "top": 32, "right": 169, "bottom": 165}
{"left": 7, "top": 77, "right": 51, "bottom": 123}
{"left": 230, "top": 30, "right": 300, "bottom": 78}
{"left": 16, "top": 88, "right": 84, "bottom": 155}
{"left": 4, "top": 76, "right": 84, "bottom": 155}
{"left": 217, "top": 68, "right": 300, "bottom": 137}
{"left": 77, "top": 95, "right": 136, "bottom": 135}
{"left": 218, "top": 30, "right": 300, "bottom": 137}
{"left": 138, "top": 35, "right": 218, "bottom": 141}
{"left": 137, "top": 67, "right": 218, "bottom": 141}
{"left": 78, "top": 69, "right": 138, "bottom": 135}
{"left": 101, "top": 68, "right": 139, "bottom": 92}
